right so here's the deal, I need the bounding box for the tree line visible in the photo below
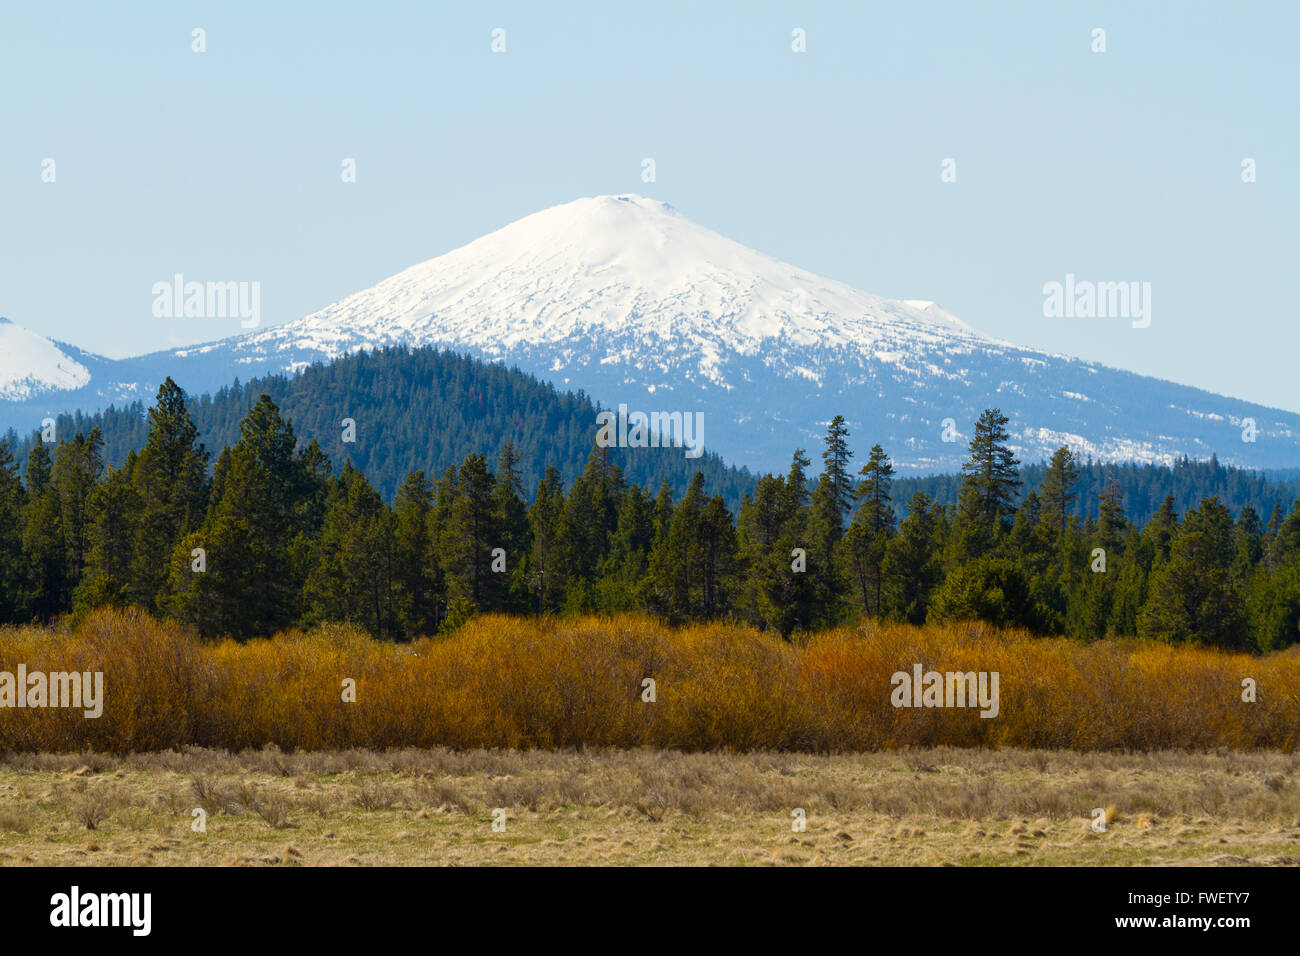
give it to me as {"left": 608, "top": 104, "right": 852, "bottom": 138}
{"left": 894, "top": 455, "right": 1300, "bottom": 529}
{"left": 16, "top": 343, "right": 1294, "bottom": 525}
{"left": 1, "top": 379, "right": 1298, "bottom": 651}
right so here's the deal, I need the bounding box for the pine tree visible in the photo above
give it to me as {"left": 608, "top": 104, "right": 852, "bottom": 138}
{"left": 645, "top": 473, "right": 735, "bottom": 621}
{"left": 0, "top": 441, "right": 26, "bottom": 623}
{"left": 295, "top": 438, "right": 333, "bottom": 537}
{"left": 1144, "top": 496, "right": 1180, "bottom": 570}
{"left": 492, "top": 442, "right": 532, "bottom": 611}
{"left": 1096, "top": 481, "right": 1127, "bottom": 555}
{"left": 22, "top": 439, "right": 67, "bottom": 620}
{"left": 737, "top": 476, "right": 788, "bottom": 631}
{"left": 1245, "top": 554, "right": 1300, "bottom": 652}
{"left": 806, "top": 476, "right": 846, "bottom": 625}
{"left": 428, "top": 464, "right": 459, "bottom": 627}
{"left": 527, "top": 467, "right": 567, "bottom": 613}
{"left": 1067, "top": 485, "right": 1126, "bottom": 641}
{"left": 164, "top": 395, "right": 316, "bottom": 637}
{"left": 785, "top": 449, "right": 811, "bottom": 513}
{"left": 1038, "top": 445, "right": 1079, "bottom": 563}
{"left": 843, "top": 444, "right": 895, "bottom": 615}
{"left": 1139, "top": 497, "right": 1248, "bottom": 647}
{"left": 882, "top": 492, "right": 944, "bottom": 624}
{"left": 53, "top": 429, "right": 104, "bottom": 586}
{"left": 5, "top": 369, "right": 1296, "bottom": 648}
{"left": 596, "top": 483, "right": 655, "bottom": 612}
{"left": 646, "top": 473, "right": 706, "bottom": 621}
{"left": 1234, "top": 505, "right": 1264, "bottom": 578}
{"left": 442, "top": 452, "right": 503, "bottom": 611}
{"left": 129, "top": 379, "right": 210, "bottom": 611}
{"left": 303, "top": 462, "right": 394, "bottom": 637}
{"left": 736, "top": 455, "right": 815, "bottom": 637}
{"left": 695, "top": 493, "right": 739, "bottom": 618}
{"left": 930, "top": 554, "right": 1047, "bottom": 632}
{"left": 820, "top": 415, "right": 854, "bottom": 526}
{"left": 651, "top": 478, "right": 674, "bottom": 549}
{"left": 1108, "top": 526, "right": 1149, "bottom": 637}
{"left": 392, "top": 470, "right": 438, "bottom": 636}
{"left": 559, "top": 450, "right": 625, "bottom": 599}
{"left": 1010, "top": 490, "right": 1043, "bottom": 556}
{"left": 25, "top": 438, "right": 52, "bottom": 496}
{"left": 953, "top": 408, "right": 1021, "bottom": 559}
{"left": 74, "top": 457, "right": 140, "bottom": 614}
{"left": 1263, "top": 502, "right": 1286, "bottom": 570}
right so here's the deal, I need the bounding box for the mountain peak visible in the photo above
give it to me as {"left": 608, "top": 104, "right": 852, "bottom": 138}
{"left": 237, "top": 195, "right": 981, "bottom": 367}
{"left": 600, "top": 193, "right": 675, "bottom": 210}
{"left": 0, "top": 319, "right": 93, "bottom": 401}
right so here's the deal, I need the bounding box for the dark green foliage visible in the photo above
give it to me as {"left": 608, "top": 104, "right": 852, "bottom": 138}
{"left": 881, "top": 492, "right": 945, "bottom": 625}
{"left": 0, "top": 442, "right": 26, "bottom": 623}
{"left": 4, "top": 383, "right": 1298, "bottom": 652}
{"left": 526, "top": 466, "right": 567, "bottom": 614}
{"left": 641, "top": 473, "right": 738, "bottom": 622}
{"left": 22, "top": 439, "right": 67, "bottom": 621}
{"left": 164, "top": 395, "right": 325, "bottom": 638}
{"left": 929, "top": 555, "right": 1052, "bottom": 632}
{"left": 1139, "top": 497, "right": 1249, "bottom": 647}
{"left": 390, "top": 471, "right": 437, "bottom": 636}
{"left": 951, "top": 408, "right": 1021, "bottom": 560}
{"left": 8, "top": 346, "right": 752, "bottom": 509}
{"left": 820, "top": 414, "right": 855, "bottom": 524}
{"left": 128, "top": 378, "right": 209, "bottom": 611}
{"left": 736, "top": 467, "right": 814, "bottom": 637}
{"left": 842, "top": 443, "right": 895, "bottom": 616}
{"left": 303, "top": 462, "right": 395, "bottom": 637}
{"left": 73, "top": 458, "right": 140, "bottom": 616}
{"left": 898, "top": 454, "right": 1300, "bottom": 529}
{"left": 442, "top": 452, "right": 504, "bottom": 612}
{"left": 52, "top": 429, "right": 104, "bottom": 582}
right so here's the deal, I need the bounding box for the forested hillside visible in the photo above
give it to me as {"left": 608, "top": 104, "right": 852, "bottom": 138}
{"left": 2, "top": 379, "right": 1298, "bottom": 652}
{"left": 2, "top": 346, "right": 753, "bottom": 507}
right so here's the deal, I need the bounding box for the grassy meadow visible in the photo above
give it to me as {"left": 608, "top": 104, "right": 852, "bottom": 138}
{"left": 0, "top": 747, "right": 1297, "bottom": 866}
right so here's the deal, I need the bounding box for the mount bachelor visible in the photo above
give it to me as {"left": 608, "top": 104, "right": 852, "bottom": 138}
{"left": 2, "top": 194, "right": 1296, "bottom": 474}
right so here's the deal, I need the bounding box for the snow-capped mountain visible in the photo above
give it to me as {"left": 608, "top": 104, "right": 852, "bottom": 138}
{"left": 3, "top": 194, "right": 1299, "bottom": 474}
{"left": 222, "top": 194, "right": 979, "bottom": 371}
{"left": 0, "top": 317, "right": 96, "bottom": 401}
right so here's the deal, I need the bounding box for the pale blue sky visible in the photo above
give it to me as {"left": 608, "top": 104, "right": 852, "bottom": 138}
{"left": 2, "top": 1, "right": 1296, "bottom": 411}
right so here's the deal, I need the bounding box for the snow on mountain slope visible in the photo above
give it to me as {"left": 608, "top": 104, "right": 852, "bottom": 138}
{"left": 3, "top": 195, "right": 1298, "bottom": 475}
{"left": 0, "top": 317, "right": 93, "bottom": 400}
{"left": 188, "top": 194, "right": 982, "bottom": 381}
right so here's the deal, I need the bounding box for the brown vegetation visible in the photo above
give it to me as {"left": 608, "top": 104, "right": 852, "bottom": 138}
{"left": 1, "top": 608, "right": 1297, "bottom": 753}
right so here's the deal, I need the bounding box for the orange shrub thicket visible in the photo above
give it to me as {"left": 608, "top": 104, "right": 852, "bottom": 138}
{"left": 0, "top": 607, "right": 1296, "bottom": 753}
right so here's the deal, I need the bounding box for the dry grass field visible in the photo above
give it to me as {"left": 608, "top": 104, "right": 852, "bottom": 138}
{"left": 4, "top": 612, "right": 1298, "bottom": 866}
{"left": 1, "top": 747, "right": 1298, "bottom": 866}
